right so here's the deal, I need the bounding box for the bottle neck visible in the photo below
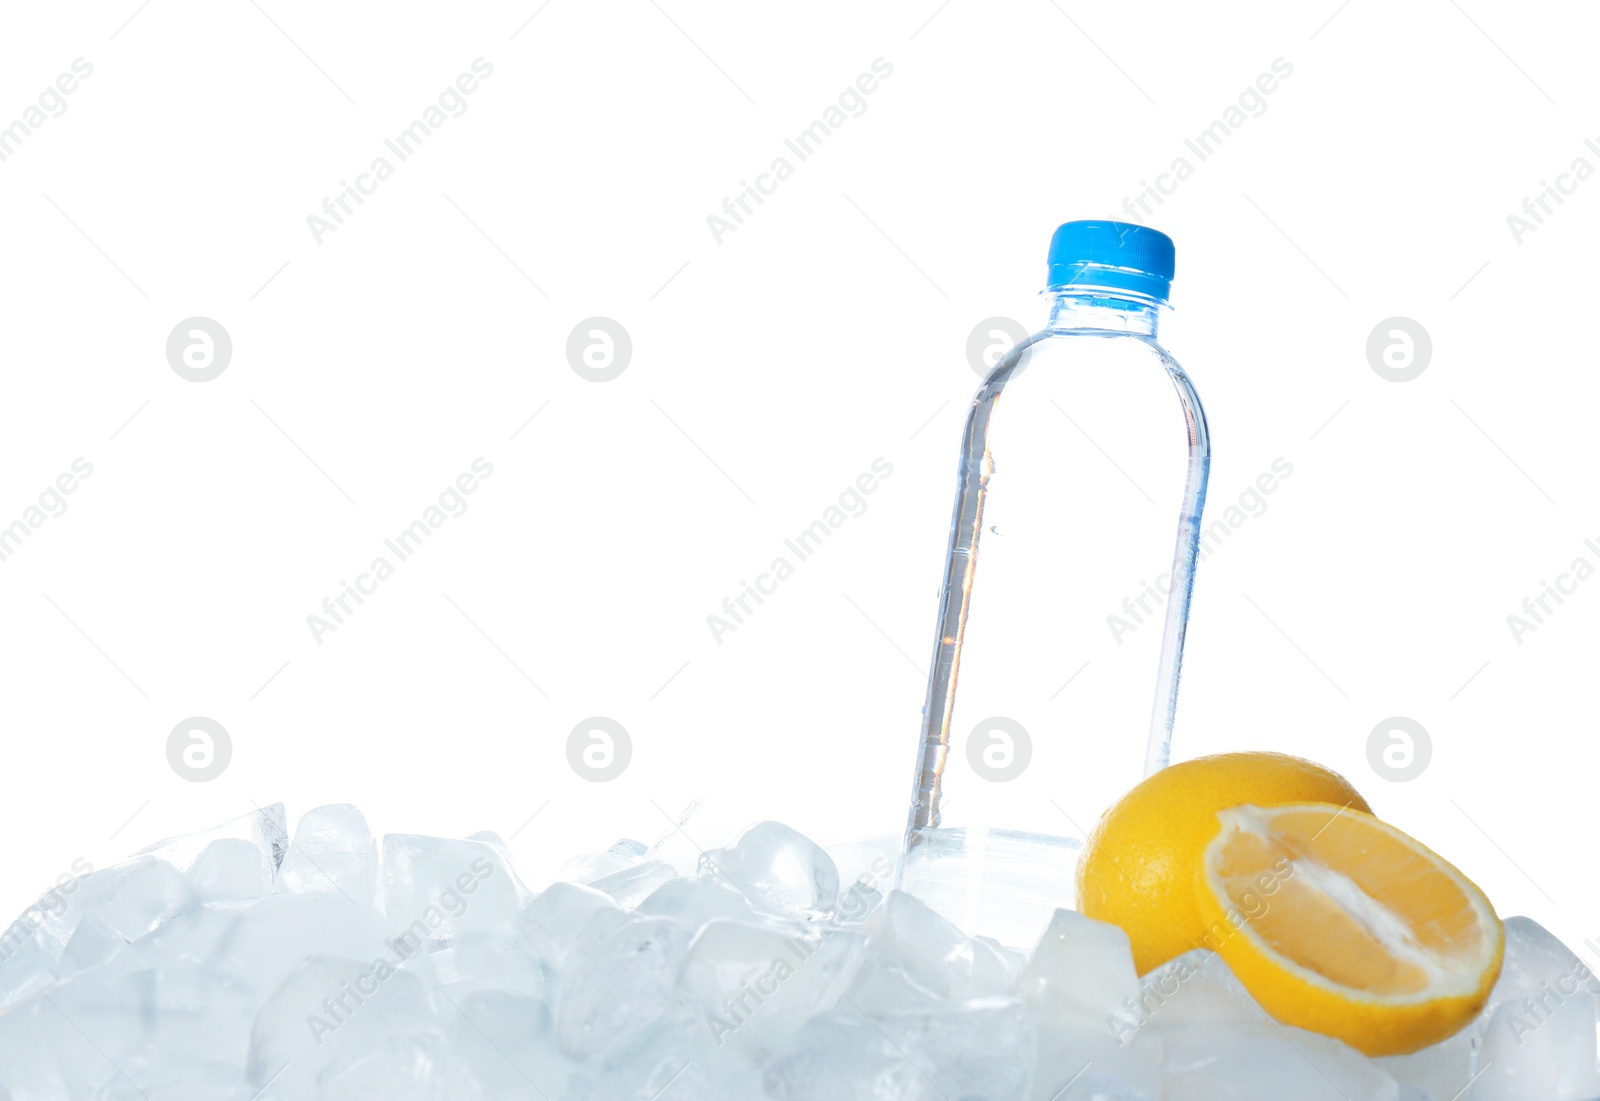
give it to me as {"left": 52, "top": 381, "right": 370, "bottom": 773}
{"left": 1047, "top": 292, "right": 1161, "bottom": 337}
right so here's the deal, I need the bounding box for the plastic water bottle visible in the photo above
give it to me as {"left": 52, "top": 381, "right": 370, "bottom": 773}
{"left": 899, "top": 221, "right": 1211, "bottom": 947}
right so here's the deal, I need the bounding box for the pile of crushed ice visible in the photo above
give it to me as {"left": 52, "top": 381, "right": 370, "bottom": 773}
{"left": 0, "top": 804, "right": 1596, "bottom": 1100}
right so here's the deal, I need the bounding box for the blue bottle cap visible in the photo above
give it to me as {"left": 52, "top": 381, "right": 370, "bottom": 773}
{"left": 1046, "top": 220, "right": 1175, "bottom": 303}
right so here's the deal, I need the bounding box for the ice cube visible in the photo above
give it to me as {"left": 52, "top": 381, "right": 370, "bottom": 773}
{"left": 674, "top": 1065, "right": 773, "bottom": 1101}
{"left": 516, "top": 881, "right": 629, "bottom": 971}
{"left": 1020, "top": 928, "right": 1168, "bottom": 1101}
{"left": 764, "top": 1009, "right": 930, "bottom": 1100}
{"left": 467, "top": 828, "right": 520, "bottom": 864}
{"left": 586, "top": 1015, "right": 718, "bottom": 1101}
{"left": 1129, "top": 948, "right": 1263, "bottom": 1030}
{"left": 37, "top": 858, "right": 194, "bottom": 959}
{"left": 1030, "top": 1015, "right": 1165, "bottom": 1101}
{"left": 444, "top": 989, "right": 571, "bottom": 1101}
{"left": 312, "top": 1036, "right": 483, "bottom": 1101}
{"left": 0, "top": 927, "right": 56, "bottom": 1011}
{"left": 207, "top": 894, "right": 387, "bottom": 1000}
{"left": 646, "top": 797, "right": 748, "bottom": 878}
{"left": 188, "top": 838, "right": 272, "bottom": 906}
{"left": 19, "top": 967, "right": 153, "bottom": 1084}
{"left": 765, "top": 998, "right": 1036, "bottom": 1101}
{"left": 678, "top": 919, "right": 803, "bottom": 1010}
{"left": 842, "top": 953, "right": 941, "bottom": 1017}
{"left": 1013, "top": 908, "right": 1142, "bottom": 1033}
{"left": 1162, "top": 1021, "right": 1399, "bottom": 1101}
{"left": 51, "top": 964, "right": 256, "bottom": 1085}
{"left": 635, "top": 875, "right": 758, "bottom": 933}
{"left": 872, "top": 890, "right": 1013, "bottom": 1002}
{"left": 836, "top": 881, "right": 886, "bottom": 928}
{"left": 135, "top": 804, "right": 288, "bottom": 878}
{"left": 557, "top": 838, "right": 651, "bottom": 885}
{"left": 428, "top": 931, "right": 547, "bottom": 1000}
{"left": 130, "top": 906, "right": 243, "bottom": 972}
{"left": 93, "top": 1060, "right": 248, "bottom": 1100}
{"left": 843, "top": 891, "right": 1016, "bottom": 1018}
{"left": 245, "top": 954, "right": 447, "bottom": 1093}
{"left": 1046, "top": 1070, "right": 1160, "bottom": 1101}
{"left": 555, "top": 916, "right": 689, "bottom": 1060}
{"left": 1471, "top": 990, "right": 1600, "bottom": 1101}
{"left": 827, "top": 841, "right": 896, "bottom": 925}
{"left": 700, "top": 821, "right": 840, "bottom": 918}
{"left": 0, "top": 995, "right": 97, "bottom": 1099}
{"left": 277, "top": 804, "right": 379, "bottom": 907}
{"left": 59, "top": 913, "right": 126, "bottom": 974}
{"left": 589, "top": 859, "right": 679, "bottom": 909}
{"left": 826, "top": 841, "right": 897, "bottom": 892}
{"left": 1486, "top": 916, "right": 1600, "bottom": 1014}
{"left": 136, "top": 967, "right": 257, "bottom": 1076}
{"left": 382, "top": 834, "right": 524, "bottom": 947}
{"left": 678, "top": 919, "right": 865, "bottom": 1059}
{"left": 990, "top": 938, "right": 1029, "bottom": 984}
{"left": 1375, "top": 1023, "right": 1476, "bottom": 1101}
{"left": 886, "top": 997, "right": 1037, "bottom": 1099}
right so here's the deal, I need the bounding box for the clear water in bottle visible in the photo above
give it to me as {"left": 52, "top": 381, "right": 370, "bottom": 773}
{"left": 899, "top": 221, "right": 1211, "bottom": 948}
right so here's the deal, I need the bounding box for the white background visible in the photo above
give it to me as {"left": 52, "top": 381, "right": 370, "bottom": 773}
{"left": 1, "top": 0, "right": 1596, "bottom": 956}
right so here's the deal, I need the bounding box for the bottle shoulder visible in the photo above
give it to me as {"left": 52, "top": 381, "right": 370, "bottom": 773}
{"left": 976, "top": 328, "right": 1190, "bottom": 398}
{"left": 963, "top": 327, "right": 1208, "bottom": 448}
{"left": 1023, "top": 326, "right": 1180, "bottom": 364}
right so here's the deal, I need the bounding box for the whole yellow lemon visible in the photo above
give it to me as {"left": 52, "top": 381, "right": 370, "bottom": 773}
{"left": 1075, "top": 751, "right": 1371, "bottom": 975}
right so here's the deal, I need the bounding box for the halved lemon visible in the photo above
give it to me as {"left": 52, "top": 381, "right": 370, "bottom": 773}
{"left": 1194, "top": 802, "right": 1504, "bottom": 1056}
